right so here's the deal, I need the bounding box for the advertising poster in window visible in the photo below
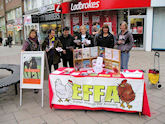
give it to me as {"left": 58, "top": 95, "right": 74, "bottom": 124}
{"left": 84, "top": 14, "right": 90, "bottom": 33}
{"left": 92, "top": 15, "right": 101, "bottom": 30}
{"left": 72, "top": 16, "right": 80, "bottom": 33}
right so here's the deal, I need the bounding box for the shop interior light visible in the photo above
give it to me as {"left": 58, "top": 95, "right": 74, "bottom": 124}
{"left": 50, "top": 24, "right": 57, "bottom": 29}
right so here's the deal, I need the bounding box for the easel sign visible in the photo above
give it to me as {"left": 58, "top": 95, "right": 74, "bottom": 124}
{"left": 20, "top": 51, "right": 45, "bottom": 107}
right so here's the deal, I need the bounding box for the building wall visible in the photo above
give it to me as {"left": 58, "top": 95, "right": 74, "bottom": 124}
{"left": 0, "top": 0, "right": 5, "bottom": 17}
{"left": 5, "top": 0, "right": 22, "bottom": 12}
{"left": 151, "top": 0, "right": 165, "bottom": 7}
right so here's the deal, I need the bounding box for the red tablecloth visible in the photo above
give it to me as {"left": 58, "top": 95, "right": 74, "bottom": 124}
{"left": 49, "top": 67, "right": 151, "bottom": 117}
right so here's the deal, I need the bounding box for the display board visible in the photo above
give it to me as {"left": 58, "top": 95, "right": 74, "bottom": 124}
{"left": 73, "top": 47, "right": 121, "bottom": 74}
{"left": 20, "top": 51, "right": 45, "bottom": 107}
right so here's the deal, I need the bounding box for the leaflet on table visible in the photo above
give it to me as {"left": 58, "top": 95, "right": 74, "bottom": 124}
{"left": 52, "top": 70, "right": 63, "bottom": 74}
{"left": 122, "top": 70, "right": 143, "bottom": 78}
{"left": 71, "top": 72, "right": 80, "bottom": 76}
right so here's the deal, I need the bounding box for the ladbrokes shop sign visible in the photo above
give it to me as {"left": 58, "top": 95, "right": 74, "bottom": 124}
{"left": 60, "top": 0, "right": 151, "bottom": 14}
{"left": 49, "top": 75, "right": 144, "bottom": 112}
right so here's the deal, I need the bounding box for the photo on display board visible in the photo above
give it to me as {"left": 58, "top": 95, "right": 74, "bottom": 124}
{"left": 73, "top": 49, "right": 82, "bottom": 60}
{"left": 112, "top": 49, "right": 120, "bottom": 61}
{"left": 82, "top": 48, "right": 90, "bottom": 59}
{"left": 90, "top": 47, "right": 98, "bottom": 58}
{"left": 112, "top": 62, "right": 120, "bottom": 74}
{"left": 98, "top": 47, "right": 105, "bottom": 58}
{"left": 104, "top": 59, "right": 112, "bottom": 69}
{"left": 91, "top": 58, "right": 97, "bottom": 67}
{"left": 83, "top": 60, "right": 91, "bottom": 68}
{"left": 75, "top": 60, "right": 83, "bottom": 71}
{"left": 105, "top": 48, "right": 112, "bottom": 59}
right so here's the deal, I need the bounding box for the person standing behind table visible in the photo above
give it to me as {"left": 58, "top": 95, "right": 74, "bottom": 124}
{"left": 92, "top": 22, "right": 99, "bottom": 36}
{"left": 96, "top": 24, "right": 114, "bottom": 48}
{"left": 116, "top": 21, "right": 133, "bottom": 69}
{"left": 59, "top": 27, "right": 75, "bottom": 67}
{"left": 22, "top": 29, "right": 40, "bottom": 94}
{"left": 42, "top": 29, "right": 63, "bottom": 73}
{"left": 75, "top": 25, "right": 93, "bottom": 48}
{"left": 92, "top": 22, "right": 100, "bottom": 46}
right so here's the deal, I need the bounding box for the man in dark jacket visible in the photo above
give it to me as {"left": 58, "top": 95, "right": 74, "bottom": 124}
{"left": 96, "top": 24, "right": 114, "bottom": 48}
{"left": 59, "top": 27, "right": 75, "bottom": 67}
{"left": 42, "top": 29, "right": 63, "bottom": 73}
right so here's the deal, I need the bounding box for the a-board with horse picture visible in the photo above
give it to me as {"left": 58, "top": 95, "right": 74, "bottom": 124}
{"left": 20, "top": 51, "right": 45, "bottom": 89}
{"left": 23, "top": 56, "right": 41, "bottom": 84}
{"left": 20, "top": 51, "right": 45, "bottom": 107}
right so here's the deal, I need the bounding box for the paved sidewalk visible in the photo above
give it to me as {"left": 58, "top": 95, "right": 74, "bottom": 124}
{"left": 0, "top": 46, "right": 165, "bottom": 124}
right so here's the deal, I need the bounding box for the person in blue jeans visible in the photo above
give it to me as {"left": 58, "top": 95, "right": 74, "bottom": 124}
{"left": 115, "top": 21, "right": 134, "bottom": 69}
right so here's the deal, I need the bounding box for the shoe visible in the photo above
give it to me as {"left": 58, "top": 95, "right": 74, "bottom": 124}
{"left": 34, "top": 89, "right": 39, "bottom": 94}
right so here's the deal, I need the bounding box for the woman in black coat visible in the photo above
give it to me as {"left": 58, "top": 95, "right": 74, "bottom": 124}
{"left": 96, "top": 24, "right": 114, "bottom": 48}
{"left": 74, "top": 25, "right": 93, "bottom": 48}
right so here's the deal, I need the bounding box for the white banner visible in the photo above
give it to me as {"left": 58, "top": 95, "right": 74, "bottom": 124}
{"left": 50, "top": 75, "right": 144, "bottom": 112}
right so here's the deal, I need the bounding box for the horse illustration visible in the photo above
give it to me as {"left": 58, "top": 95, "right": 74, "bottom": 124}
{"left": 24, "top": 57, "right": 39, "bottom": 79}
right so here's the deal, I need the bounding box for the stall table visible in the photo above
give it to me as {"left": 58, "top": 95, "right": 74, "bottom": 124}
{"left": 49, "top": 67, "right": 151, "bottom": 117}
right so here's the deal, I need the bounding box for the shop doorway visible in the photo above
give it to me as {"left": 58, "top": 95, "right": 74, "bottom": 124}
{"left": 128, "top": 16, "right": 146, "bottom": 49}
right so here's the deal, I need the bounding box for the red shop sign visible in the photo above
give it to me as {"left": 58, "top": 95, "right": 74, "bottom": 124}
{"left": 54, "top": 4, "right": 62, "bottom": 13}
{"left": 61, "top": 0, "right": 151, "bottom": 14}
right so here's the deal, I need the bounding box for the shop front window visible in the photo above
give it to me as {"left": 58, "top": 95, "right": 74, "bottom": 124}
{"left": 130, "top": 9, "right": 146, "bottom": 15}
{"left": 40, "top": 21, "right": 62, "bottom": 43}
{"left": 128, "top": 9, "right": 146, "bottom": 49}
{"left": 129, "top": 18, "right": 144, "bottom": 48}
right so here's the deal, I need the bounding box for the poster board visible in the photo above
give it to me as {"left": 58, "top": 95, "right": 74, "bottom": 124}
{"left": 20, "top": 51, "right": 45, "bottom": 107}
{"left": 73, "top": 47, "right": 121, "bottom": 73}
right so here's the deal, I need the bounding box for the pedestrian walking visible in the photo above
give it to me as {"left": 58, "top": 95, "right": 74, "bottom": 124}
{"left": 59, "top": 27, "right": 75, "bottom": 67}
{"left": 42, "top": 29, "right": 63, "bottom": 73}
{"left": 115, "top": 21, "right": 134, "bottom": 69}
{"left": 8, "top": 35, "right": 12, "bottom": 48}
{"left": 96, "top": 24, "right": 114, "bottom": 48}
{"left": 0, "top": 37, "right": 2, "bottom": 46}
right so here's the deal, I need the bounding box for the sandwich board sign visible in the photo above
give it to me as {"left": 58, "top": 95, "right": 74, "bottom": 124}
{"left": 20, "top": 51, "right": 45, "bottom": 107}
